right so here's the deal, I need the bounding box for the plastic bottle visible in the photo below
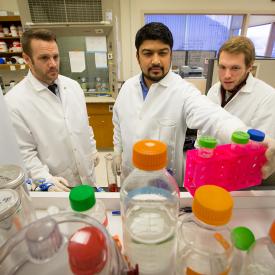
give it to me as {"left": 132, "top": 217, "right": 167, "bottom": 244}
{"left": 197, "top": 136, "right": 217, "bottom": 158}
{"left": 242, "top": 221, "right": 275, "bottom": 275}
{"left": 231, "top": 131, "right": 249, "bottom": 152}
{"left": 230, "top": 226, "right": 255, "bottom": 274}
{"left": 0, "top": 212, "right": 130, "bottom": 274}
{"left": 247, "top": 129, "right": 265, "bottom": 149}
{"left": 120, "top": 139, "right": 179, "bottom": 275}
{"left": 177, "top": 185, "right": 234, "bottom": 275}
{"left": 69, "top": 185, "right": 108, "bottom": 227}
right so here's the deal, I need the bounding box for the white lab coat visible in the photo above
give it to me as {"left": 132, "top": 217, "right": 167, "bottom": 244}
{"left": 206, "top": 73, "right": 275, "bottom": 139}
{"left": 113, "top": 71, "right": 247, "bottom": 186}
{"left": 5, "top": 71, "right": 97, "bottom": 186}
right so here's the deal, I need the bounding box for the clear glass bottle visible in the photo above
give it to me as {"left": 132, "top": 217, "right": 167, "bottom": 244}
{"left": 177, "top": 185, "right": 234, "bottom": 275}
{"left": 197, "top": 136, "right": 217, "bottom": 158}
{"left": 69, "top": 185, "right": 108, "bottom": 227}
{"left": 230, "top": 226, "right": 255, "bottom": 274}
{"left": 120, "top": 139, "right": 179, "bottom": 275}
{"left": 0, "top": 213, "right": 130, "bottom": 274}
{"left": 242, "top": 221, "right": 275, "bottom": 275}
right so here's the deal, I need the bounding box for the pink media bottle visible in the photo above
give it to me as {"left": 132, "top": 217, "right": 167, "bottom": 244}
{"left": 184, "top": 130, "right": 267, "bottom": 196}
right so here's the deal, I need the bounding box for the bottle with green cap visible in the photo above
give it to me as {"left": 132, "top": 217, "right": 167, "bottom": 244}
{"left": 197, "top": 136, "right": 218, "bottom": 158}
{"left": 69, "top": 185, "right": 108, "bottom": 227}
{"left": 231, "top": 131, "right": 250, "bottom": 152}
{"left": 230, "top": 226, "right": 255, "bottom": 274}
{"left": 242, "top": 221, "right": 275, "bottom": 275}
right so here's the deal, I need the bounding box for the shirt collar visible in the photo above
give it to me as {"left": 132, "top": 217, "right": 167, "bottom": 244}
{"left": 27, "top": 70, "right": 59, "bottom": 92}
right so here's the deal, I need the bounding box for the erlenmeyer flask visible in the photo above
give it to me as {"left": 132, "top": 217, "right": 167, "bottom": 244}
{"left": 104, "top": 153, "right": 119, "bottom": 192}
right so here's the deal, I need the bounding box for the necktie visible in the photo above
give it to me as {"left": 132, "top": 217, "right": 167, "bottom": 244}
{"left": 48, "top": 84, "right": 57, "bottom": 95}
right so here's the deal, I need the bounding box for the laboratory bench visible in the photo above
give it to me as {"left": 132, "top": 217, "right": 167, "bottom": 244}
{"left": 31, "top": 189, "right": 275, "bottom": 242}
{"left": 85, "top": 96, "right": 115, "bottom": 149}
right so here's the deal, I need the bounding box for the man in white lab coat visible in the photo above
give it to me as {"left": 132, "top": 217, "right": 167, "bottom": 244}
{"left": 5, "top": 29, "right": 99, "bottom": 191}
{"left": 112, "top": 22, "right": 275, "bottom": 186}
{"left": 206, "top": 36, "right": 275, "bottom": 139}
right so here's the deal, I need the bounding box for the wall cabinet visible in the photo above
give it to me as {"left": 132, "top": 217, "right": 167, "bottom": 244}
{"left": 86, "top": 102, "right": 114, "bottom": 150}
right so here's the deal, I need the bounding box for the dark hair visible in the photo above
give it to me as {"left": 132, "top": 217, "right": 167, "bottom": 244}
{"left": 21, "top": 28, "right": 57, "bottom": 57}
{"left": 218, "top": 36, "right": 255, "bottom": 68}
{"left": 135, "top": 22, "right": 173, "bottom": 51}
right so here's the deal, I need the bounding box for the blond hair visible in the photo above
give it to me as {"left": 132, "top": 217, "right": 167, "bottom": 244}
{"left": 218, "top": 36, "right": 255, "bottom": 68}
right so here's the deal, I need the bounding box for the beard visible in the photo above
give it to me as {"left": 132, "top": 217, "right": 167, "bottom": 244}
{"left": 143, "top": 65, "right": 168, "bottom": 82}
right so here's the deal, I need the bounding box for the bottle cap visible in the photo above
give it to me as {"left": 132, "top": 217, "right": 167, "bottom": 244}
{"left": 269, "top": 221, "right": 275, "bottom": 243}
{"left": 26, "top": 218, "right": 63, "bottom": 262}
{"left": 247, "top": 129, "right": 265, "bottom": 142}
{"left": 231, "top": 131, "right": 249, "bottom": 144}
{"left": 133, "top": 140, "right": 167, "bottom": 171}
{"left": 231, "top": 226, "right": 255, "bottom": 251}
{"left": 198, "top": 136, "right": 217, "bottom": 149}
{"left": 68, "top": 226, "right": 107, "bottom": 274}
{"left": 69, "top": 185, "right": 96, "bottom": 212}
{"left": 192, "top": 185, "right": 233, "bottom": 226}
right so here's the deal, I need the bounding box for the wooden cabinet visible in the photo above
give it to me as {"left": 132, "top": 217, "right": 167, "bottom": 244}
{"left": 86, "top": 102, "right": 114, "bottom": 149}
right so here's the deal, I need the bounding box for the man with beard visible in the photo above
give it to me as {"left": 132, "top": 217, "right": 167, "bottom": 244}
{"left": 5, "top": 29, "right": 99, "bottom": 190}
{"left": 206, "top": 36, "right": 275, "bottom": 138}
{"left": 112, "top": 22, "right": 275, "bottom": 186}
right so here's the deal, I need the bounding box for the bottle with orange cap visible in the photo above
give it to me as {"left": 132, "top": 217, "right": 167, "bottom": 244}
{"left": 177, "top": 185, "right": 234, "bottom": 275}
{"left": 120, "top": 140, "right": 179, "bottom": 275}
{"left": 241, "top": 221, "right": 275, "bottom": 275}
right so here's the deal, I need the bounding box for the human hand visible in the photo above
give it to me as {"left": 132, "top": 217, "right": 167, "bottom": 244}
{"left": 262, "top": 136, "right": 275, "bottom": 179}
{"left": 112, "top": 153, "right": 122, "bottom": 176}
{"left": 50, "top": 176, "right": 71, "bottom": 192}
{"left": 92, "top": 152, "right": 100, "bottom": 167}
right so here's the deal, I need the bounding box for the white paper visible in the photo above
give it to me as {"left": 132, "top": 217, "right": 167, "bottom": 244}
{"left": 10, "top": 65, "right": 16, "bottom": 71}
{"left": 69, "top": 51, "right": 86, "bottom": 72}
{"left": 95, "top": 52, "right": 107, "bottom": 68}
{"left": 86, "top": 36, "right": 107, "bottom": 52}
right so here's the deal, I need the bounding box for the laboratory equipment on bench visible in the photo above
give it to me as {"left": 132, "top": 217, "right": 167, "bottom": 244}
{"left": 120, "top": 140, "right": 179, "bottom": 275}
{"left": 105, "top": 153, "right": 119, "bottom": 192}
{"left": 184, "top": 130, "right": 267, "bottom": 195}
{"left": 69, "top": 185, "right": 108, "bottom": 227}
{"left": 177, "top": 185, "right": 234, "bottom": 275}
{"left": 0, "top": 213, "right": 131, "bottom": 274}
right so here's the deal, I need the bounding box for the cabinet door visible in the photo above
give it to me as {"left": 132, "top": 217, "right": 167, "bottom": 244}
{"left": 86, "top": 103, "right": 114, "bottom": 149}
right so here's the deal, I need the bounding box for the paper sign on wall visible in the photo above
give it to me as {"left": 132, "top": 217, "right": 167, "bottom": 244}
{"left": 95, "top": 52, "right": 107, "bottom": 68}
{"left": 85, "top": 36, "right": 107, "bottom": 52}
{"left": 69, "top": 51, "right": 86, "bottom": 72}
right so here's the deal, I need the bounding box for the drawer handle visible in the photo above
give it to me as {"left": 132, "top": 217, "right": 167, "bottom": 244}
{"left": 109, "top": 105, "right": 113, "bottom": 112}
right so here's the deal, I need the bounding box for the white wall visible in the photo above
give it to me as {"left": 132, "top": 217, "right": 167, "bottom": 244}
{"left": 0, "top": 0, "right": 19, "bottom": 13}
{"left": 119, "top": 0, "right": 275, "bottom": 80}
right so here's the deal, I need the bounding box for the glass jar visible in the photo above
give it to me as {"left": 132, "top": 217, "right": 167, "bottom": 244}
{"left": 0, "top": 165, "right": 36, "bottom": 224}
{"left": 120, "top": 140, "right": 179, "bottom": 275}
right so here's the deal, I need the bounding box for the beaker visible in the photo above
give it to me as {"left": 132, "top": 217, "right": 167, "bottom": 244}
{"left": 104, "top": 153, "right": 118, "bottom": 192}
{"left": 158, "top": 118, "right": 177, "bottom": 177}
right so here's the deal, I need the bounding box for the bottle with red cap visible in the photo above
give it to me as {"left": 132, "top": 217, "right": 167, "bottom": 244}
{"left": 120, "top": 140, "right": 179, "bottom": 275}
{"left": 0, "top": 212, "right": 131, "bottom": 274}
{"left": 242, "top": 221, "right": 275, "bottom": 275}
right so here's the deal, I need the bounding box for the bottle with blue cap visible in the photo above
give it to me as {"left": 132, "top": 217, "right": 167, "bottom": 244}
{"left": 247, "top": 129, "right": 265, "bottom": 150}
{"left": 120, "top": 140, "right": 179, "bottom": 275}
